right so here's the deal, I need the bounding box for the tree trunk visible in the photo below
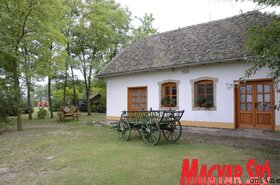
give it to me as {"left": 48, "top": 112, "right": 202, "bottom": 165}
{"left": 48, "top": 77, "right": 53, "bottom": 118}
{"left": 12, "top": 60, "right": 23, "bottom": 131}
{"left": 87, "top": 75, "right": 92, "bottom": 116}
{"left": 87, "top": 64, "right": 93, "bottom": 116}
{"left": 86, "top": 89, "right": 91, "bottom": 116}
{"left": 70, "top": 64, "right": 78, "bottom": 106}
{"left": 26, "top": 76, "right": 32, "bottom": 120}
{"left": 83, "top": 73, "right": 91, "bottom": 116}
{"left": 63, "top": 67, "right": 68, "bottom": 106}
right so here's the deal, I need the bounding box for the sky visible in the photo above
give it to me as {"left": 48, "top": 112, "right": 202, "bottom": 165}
{"left": 115, "top": 0, "right": 280, "bottom": 32}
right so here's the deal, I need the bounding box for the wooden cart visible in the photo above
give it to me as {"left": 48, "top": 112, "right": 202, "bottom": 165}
{"left": 58, "top": 106, "right": 80, "bottom": 121}
{"left": 115, "top": 109, "right": 184, "bottom": 145}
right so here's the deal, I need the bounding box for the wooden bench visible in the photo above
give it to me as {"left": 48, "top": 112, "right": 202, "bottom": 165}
{"left": 58, "top": 106, "right": 80, "bottom": 121}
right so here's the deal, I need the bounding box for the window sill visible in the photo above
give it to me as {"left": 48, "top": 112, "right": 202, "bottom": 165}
{"left": 192, "top": 107, "right": 217, "bottom": 111}
{"left": 160, "top": 106, "right": 179, "bottom": 110}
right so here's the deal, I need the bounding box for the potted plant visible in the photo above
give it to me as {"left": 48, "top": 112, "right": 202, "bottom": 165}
{"left": 203, "top": 101, "right": 212, "bottom": 108}
{"left": 171, "top": 99, "right": 177, "bottom": 107}
{"left": 197, "top": 97, "right": 207, "bottom": 107}
{"left": 161, "top": 96, "right": 170, "bottom": 107}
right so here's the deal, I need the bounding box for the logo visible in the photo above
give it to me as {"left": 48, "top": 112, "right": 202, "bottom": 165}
{"left": 180, "top": 159, "right": 275, "bottom": 185}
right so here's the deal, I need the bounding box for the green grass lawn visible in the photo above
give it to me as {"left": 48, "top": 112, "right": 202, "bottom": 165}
{"left": 0, "top": 112, "right": 279, "bottom": 185}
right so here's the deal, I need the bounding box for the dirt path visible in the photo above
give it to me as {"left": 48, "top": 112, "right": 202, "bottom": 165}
{"left": 181, "top": 130, "right": 280, "bottom": 149}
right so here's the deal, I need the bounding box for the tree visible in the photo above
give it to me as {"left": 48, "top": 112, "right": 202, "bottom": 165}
{"left": 71, "top": 0, "right": 131, "bottom": 115}
{"left": 240, "top": 0, "right": 280, "bottom": 87}
{"left": 0, "top": 0, "right": 65, "bottom": 130}
{"left": 21, "top": 46, "right": 35, "bottom": 120}
{"left": 45, "top": 43, "right": 66, "bottom": 118}
{"left": 63, "top": 0, "right": 83, "bottom": 107}
{"left": 0, "top": 69, "right": 11, "bottom": 132}
{"left": 132, "top": 13, "right": 157, "bottom": 41}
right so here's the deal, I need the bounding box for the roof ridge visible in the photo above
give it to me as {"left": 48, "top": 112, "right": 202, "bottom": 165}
{"left": 148, "top": 10, "right": 264, "bottom": 38}
{"left": 121, "top": 11, "right": 264, "bottom": 51}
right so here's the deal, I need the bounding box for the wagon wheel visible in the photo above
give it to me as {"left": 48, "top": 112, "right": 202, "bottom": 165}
{"left": 140, "top": 120, "right": 161, "bottom": 145}
{"left": 162, "top": 121, "right": 182, "bottom": 142}
{"left": 117, "top": 120, "right": 131, "bottom": 141}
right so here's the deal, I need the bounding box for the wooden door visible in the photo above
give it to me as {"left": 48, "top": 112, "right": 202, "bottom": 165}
{"left": 237, "top": 82, "right": 254, "bottom": 128}
{"left": 236, "top": 80, "right": 274, "bottom": 130}
{"left": 128, "top": 87, "right": 147, "bottom": 111}
{"left": 255, "top": 82, "right": 274, "bottom": 129}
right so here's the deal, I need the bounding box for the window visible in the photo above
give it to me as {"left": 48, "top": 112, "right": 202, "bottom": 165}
{"left": 195, "top": 80, "right": 214, "bottom": 108}
{"left": 161, "top": 82, "right": 177, "bottom": 107}
{"left": 191, "top": 77, "right": 218, "bottom": 111}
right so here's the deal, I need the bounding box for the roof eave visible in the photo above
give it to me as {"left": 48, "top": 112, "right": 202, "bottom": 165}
{"left": 96, "top": 56, "right": 253, "bottom": 78}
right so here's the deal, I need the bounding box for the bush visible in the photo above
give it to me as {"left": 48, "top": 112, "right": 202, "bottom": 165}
{"left": 37, "top": 108, "right": 49, "bottom": 119}
{"left": 0, "top": 98, "right": 9, "bottom": 133}
{"left": 90, "top": 97, "right": 106, "bottom": 113}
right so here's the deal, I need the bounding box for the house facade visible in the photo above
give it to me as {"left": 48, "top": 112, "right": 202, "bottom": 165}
{"left": 97, "top": 11, "right": 280, "bottom": 131}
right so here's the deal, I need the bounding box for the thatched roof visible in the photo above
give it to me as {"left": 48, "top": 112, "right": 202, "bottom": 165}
{"left": 97, "top": 11, "right": 274, "bottom": 77}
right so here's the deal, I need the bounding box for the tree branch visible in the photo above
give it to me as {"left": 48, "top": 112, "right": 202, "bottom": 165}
{"left": 17, "top": 0, "right": 34, "bottom": 44}
{"left": 3, "top": 0, "right": 11, "bottom": 12}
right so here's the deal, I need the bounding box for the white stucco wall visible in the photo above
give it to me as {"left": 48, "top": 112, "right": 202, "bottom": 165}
{"left": 106, "top": 61, "right": 280, "bottom": 126}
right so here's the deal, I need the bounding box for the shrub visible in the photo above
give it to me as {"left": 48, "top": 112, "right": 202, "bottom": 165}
{"left": 91, "top": 97, "right": 106, "bottom": 113}
{"left": 0, "top": 99, "right": 9, "bottom": 134}
{"left": 161, "top": 96, "right": 170, "bottom": 106}
{"left": 37, "top": 108, "right": 49, "bottom": 119}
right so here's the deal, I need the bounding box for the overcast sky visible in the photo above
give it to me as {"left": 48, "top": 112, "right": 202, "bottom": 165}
{"left": 115, "top": 0, "right": 279, "bottom": 32}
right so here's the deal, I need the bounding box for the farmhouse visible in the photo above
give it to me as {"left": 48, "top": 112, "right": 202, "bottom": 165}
{"left": 97, "top": 11, "right": 280, "bottom": 131}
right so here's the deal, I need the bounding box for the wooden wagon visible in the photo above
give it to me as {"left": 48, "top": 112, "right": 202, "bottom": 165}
{"left": 58, "top": 106, "right": 80, "bottom": 121}
{"left": 115, "top": 109, "right": 184, "bottom": 145}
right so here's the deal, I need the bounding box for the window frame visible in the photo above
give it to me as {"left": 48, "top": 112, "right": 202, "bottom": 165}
{"left": 162, "top": 82, "right": 177, "bottom": 107}
{"left": 158, "top": 80, "right": 180, "bottom": 110}
{"left": 195, "top": 80, "right": 214, "bottom": 108}
{"left": 190, "top": 77, "right": 218, "bottom": 111}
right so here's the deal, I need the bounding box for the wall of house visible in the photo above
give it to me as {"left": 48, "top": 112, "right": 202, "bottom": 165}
{"left": 106, "top": 61, "right": 280, "bottom": 129}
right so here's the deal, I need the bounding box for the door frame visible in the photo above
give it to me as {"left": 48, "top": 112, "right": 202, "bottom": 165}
{"left": 234, "top": 78, "right": 275, "bottom": 131}
{"left": 127, "top": 86, "right": 148, "bottom": 111}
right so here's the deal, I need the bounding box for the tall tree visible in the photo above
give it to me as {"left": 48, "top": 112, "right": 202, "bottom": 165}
{"left": 72, "top": 0, "right": 131, "bottom": 115}
{"left": 0, "top": 0, "right": 65, "bottom": 130}
{"left": 44, "top": 43, "right": 66, "bottom": 118}
{"left": 21, "top": 46, "right": 35, "bottom": 120}
{"left": 63, "top": 0, "right": 83, "bottom": 107}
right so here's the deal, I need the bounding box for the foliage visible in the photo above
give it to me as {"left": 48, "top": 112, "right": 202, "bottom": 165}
{"left": 245, "top": 18, "right": 280, "bottom": 87}
{"left": 237, "top": 0, "right": 280, "bottom": 87}
{"left": 91, "top": 79, "right": 106, "bottom": 113}
{"left": 69, "top": 0, "right": 132, "bottom": 115}
{"left": 251, "top": 0, "right": 280, "bottom": 6}
{"left": 161, "top": 96, "right": 170, "bottom": 106}
{"left": 0, "top": 96, "right": 9, "bottom": 132}
{"left": 203, "top": 101, "right": 213, "bottom": 108}
{"left": 161, "top": 96, "right": 177, "bottom": 107}
{"left": 132, "top": 13, "right": 157, "bottom": 41}
{"left": 0, "top": 0, "right": 66, "bottom": 130}
{"left": 0, "top": 0, "right": 158, "bottom": 125}
{"left": 37, "top": 108, "right": 49, "bottom": 119}
{"left": 52, "top": 87, "right": 84, "bottom": 106}
{"left": 196, "top": 97, "right": 213, "bottom": 108}
{"left": 196, "top": 97, "right": 207, "bottom": 107}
